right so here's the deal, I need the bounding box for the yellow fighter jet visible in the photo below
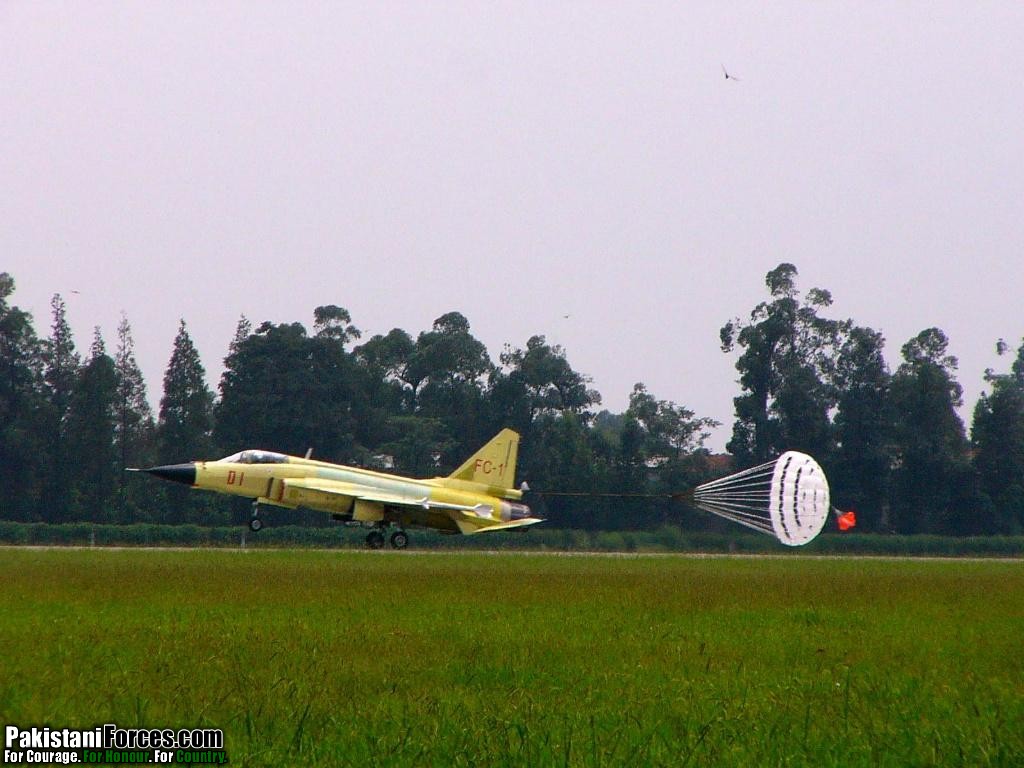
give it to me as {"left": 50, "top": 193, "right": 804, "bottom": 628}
{"left": 131, "top": 429, "right": 541, "bottom": 548}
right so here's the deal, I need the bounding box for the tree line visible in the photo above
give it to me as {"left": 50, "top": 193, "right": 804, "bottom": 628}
{"left": 0, "top": 264, "right": 1021, "bottom": 535}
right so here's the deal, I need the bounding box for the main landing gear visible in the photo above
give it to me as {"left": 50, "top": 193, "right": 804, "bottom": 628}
{"left": 248, "top": 503, "right": 409, "bottom": 549}
{"left": 365, "top": 526, "right": 409, "bottom": 550}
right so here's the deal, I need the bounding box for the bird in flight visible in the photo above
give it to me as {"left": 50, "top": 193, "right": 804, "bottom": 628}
{"left": 721, "top": 64, "right": 740, "bottom": 81}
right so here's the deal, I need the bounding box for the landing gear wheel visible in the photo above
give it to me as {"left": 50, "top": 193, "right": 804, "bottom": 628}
{"left": 249, "top": 518, "right": 263, "bottom": 532}
{"left": 366, "top": 530, "right": 385, "bottom": 549}
{"left": 390, "top": 531, "right": 409, "bottom": 550}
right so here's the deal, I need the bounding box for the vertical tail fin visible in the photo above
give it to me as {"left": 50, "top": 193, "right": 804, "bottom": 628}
{"left": 448, "top": 429, "right": 519, "bottom": 489}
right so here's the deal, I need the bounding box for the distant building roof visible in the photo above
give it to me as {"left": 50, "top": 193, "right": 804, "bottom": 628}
{"left": 705, "top": 454, "right": 733, "bottom": 473}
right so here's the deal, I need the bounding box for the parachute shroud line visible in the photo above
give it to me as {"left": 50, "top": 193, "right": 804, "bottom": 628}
{"left": 692, "top": 451, "right": 830, "bottom": 546}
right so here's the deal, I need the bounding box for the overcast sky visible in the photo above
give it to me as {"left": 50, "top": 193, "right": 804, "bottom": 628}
{"left": 3, "top": 2, "right": 1022, "bottom": 451}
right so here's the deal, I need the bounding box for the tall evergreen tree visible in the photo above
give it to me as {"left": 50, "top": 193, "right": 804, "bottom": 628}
{"left": 40, "top": 294, "right": 81, "bottom": 522}
{"left": 159, "top": 320, "right": 215, "bottom": 461}
{"left": 229, "top": 314, "right": 252, "bottom": 355}
{"left": 157, "top": 320, "right": 217, "bottom": 522}
{"left": 971, "top": 338, "right": 1024, "bottom": 533}
{"left": 0, "top": 273, "right": 48, "bottom": 520}
{"left": 114, "top": 314, "right": 154, "bottom": 521}
{"left": 44, "top": 294, "right": 79, "bottom": 425}
{"left": 889, "top": 328, "right": 971, "bottom": 534}
{"left": 66, "top": 328, "right": 118, "bottom": 522}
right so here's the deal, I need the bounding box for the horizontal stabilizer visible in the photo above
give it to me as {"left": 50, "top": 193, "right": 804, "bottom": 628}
{"left": 455, "top": 517, "right": 544, "bottom": 535}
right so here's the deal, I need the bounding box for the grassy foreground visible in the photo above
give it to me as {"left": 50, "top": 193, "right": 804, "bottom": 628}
{"left": 1, "top": 550, "right": 1021, "bottom": 767}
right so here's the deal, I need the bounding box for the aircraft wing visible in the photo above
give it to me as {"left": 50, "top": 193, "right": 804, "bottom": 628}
{"left": 282, "top": 478, "right": 542, "bottom": 534}
{"left": 281, "top": 478, "right": 486, "bottom": 513}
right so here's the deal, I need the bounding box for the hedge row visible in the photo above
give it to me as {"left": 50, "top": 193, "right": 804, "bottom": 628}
{"left": 1, "top": 521, "right": 1022, "bottom": 556}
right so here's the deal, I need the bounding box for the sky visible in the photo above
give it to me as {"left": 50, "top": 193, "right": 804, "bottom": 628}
{"left": 3, "top": 2, "right": 1022, "bottom": 451}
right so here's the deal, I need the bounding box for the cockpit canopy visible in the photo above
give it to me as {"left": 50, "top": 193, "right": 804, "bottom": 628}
{"left": 218, "top": 450, "right": 288, "bottom": 465}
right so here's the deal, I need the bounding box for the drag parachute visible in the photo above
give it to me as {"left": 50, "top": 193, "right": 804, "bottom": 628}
{"left": 692, "top": 451, "right": 830, "bottom": 546}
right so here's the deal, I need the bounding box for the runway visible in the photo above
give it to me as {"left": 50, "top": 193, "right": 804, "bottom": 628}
{"left": 0, "top": 544, "right": 1020, "bottom": 562}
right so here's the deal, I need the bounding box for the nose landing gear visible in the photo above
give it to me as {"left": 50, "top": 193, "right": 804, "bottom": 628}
{"left": 249, "top": 501, "right": 263, "bottom": 532}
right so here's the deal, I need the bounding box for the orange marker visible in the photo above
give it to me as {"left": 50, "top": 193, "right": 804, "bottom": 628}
{"left": 834, "top": 508, "right": 857, "bottom": 531}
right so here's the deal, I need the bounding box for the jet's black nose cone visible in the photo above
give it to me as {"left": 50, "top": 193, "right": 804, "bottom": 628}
{"left": 143, "top": 463, "right": 197, "bottom": 486}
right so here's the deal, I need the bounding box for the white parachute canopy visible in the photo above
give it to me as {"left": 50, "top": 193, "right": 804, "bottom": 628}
{"left": 692, "top": 452, "right": 830, "bottom": 546}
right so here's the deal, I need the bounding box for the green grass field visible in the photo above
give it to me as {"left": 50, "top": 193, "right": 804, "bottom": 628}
{"left": 1, "top": 549, "right": 1021, "bottom": 766}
